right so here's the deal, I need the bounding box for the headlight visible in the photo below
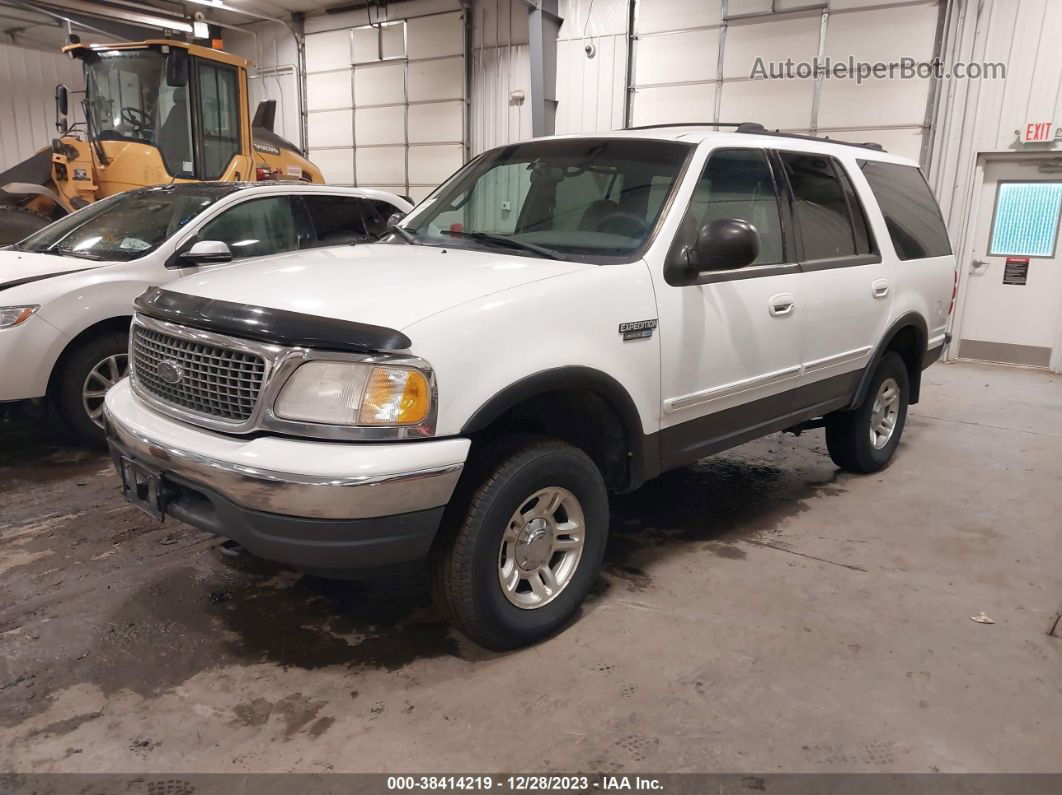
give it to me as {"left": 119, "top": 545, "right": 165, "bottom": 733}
{"left": 274, "top": 360, "right": 431, "bottom": 426}
{"left": 0, "top": 305, "right": 39, "bottom": 329}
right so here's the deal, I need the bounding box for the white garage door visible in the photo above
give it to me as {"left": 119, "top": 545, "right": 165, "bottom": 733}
{"left": 629, "top": 0, "right": 943, "bottom": 162}
{"left": 305, "top": 10, "right": 467, "bottom": 202}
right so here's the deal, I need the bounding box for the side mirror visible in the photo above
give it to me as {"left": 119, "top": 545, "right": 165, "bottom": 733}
{"left": 175, "top": 240, "right": 232, "bottom": 267}
{"left": 55, "top": 84, "right": 69, "bottom": 117}
{"left": 689, "top": 218, "right": 759, "bottom": 271}
{"left": 387, "top": 211, "right": 406, "bottom": 228}
{"left": 166, "top": 48, "right": 189, "bottom": 88}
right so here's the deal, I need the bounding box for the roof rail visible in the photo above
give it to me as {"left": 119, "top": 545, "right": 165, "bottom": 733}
{"left": 623, "top": 120, "right": 886, "bottom": 152}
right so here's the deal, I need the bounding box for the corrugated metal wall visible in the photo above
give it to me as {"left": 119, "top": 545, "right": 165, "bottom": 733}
{"left": 471, "top": 0, "right": 532, "bottom": 154}
{"left": 0, "top": 42, "right": 85, "bottom": 173}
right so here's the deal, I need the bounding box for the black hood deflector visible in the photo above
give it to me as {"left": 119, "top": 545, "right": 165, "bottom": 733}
{"left": 134, "top": 287, "right": 412, "bottom": 353}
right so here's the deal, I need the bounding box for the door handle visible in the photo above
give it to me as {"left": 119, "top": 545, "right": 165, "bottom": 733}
{"left": 768, "top": 292, "right": 795, "bottom": 317}
{"left": 970, "top": 258, "right": 989, "bottom": 273}
{"left": 872, "top": 279, "right": 890, "bottom": 299}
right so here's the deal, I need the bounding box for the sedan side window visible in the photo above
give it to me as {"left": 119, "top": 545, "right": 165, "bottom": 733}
{"left": 197, "top": 196, "right": 298, "bottom": 259}
{"left": 301, "top": 196, "right": 397, "bottom": 247}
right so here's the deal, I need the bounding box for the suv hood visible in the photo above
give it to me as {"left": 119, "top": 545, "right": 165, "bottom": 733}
{"left": 166, "top": 243, "right": 591, "bottom": 331}
{"left": 0, "top": 249, "right": 109, "bottom": 291}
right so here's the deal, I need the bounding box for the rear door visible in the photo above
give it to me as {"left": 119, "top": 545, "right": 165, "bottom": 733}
{"left": 778, "top": 150, "right": 891, "bottom": 409}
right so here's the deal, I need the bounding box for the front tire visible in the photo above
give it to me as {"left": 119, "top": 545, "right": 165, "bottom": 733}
{"left": 825, "top": 352, "right": 909, "bottom": 473}
{"left": 52, "top": 331, "right": 130, "bottom": 448}
{"left": 432, "top": 437, "right": 608, "bottom": 650}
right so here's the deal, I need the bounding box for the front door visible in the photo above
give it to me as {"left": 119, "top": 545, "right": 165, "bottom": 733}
{"left": 654, "top": 146, "right": 804, "bottom": 470}
{"left": 958, "top": 159, "right": 1062, "bottom": 371}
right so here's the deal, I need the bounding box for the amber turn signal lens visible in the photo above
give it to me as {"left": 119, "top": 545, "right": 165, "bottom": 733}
{"left": 359, "top": 367, "right": 430, "bottom": 425}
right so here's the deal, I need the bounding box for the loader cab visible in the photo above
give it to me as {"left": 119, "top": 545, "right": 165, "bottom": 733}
{"left": 71, "top": 42, "right": 245, "bottom": 182}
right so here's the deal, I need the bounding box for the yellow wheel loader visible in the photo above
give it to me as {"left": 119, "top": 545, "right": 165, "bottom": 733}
{"left": 0, "top": 39, "right": 323, "bottom": 245}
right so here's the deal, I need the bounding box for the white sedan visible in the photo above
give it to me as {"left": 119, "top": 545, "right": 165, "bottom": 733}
{"left": 0, "top": 182, "right": 412, "bottom": 445}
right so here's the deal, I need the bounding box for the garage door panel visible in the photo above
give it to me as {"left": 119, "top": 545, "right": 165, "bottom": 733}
{"left": 409, "top": 101, "right": 464, "bottom": 144}
{"left": 353, "top": 22, "right": 405, "bottom": 64}
{"left": 354, "top": 62, "right": 406, "bottom": 106}
{"left": 356, "top": 106, "right": 405, "bottom": 146}
{"left": 825, "top": 4, "right": 939, "bottom": 64}
{"left": 409, "top": 144, "right": 464, "bottom": 186}
{"left": 308, "top": 109, "right": 354, "bottom": 148}
{"left": 408, "top": 12, "right": 464, "bottom": 60}
{"left": 818, "top": 77, "right": 931, "bottom": 128}
{"left": 727, "top": 0, "right": 774, "bottom": 13}
{"left": 408, "top": 57, "right": 464, "bottom": 102}
{"left": 836, "top": 127, "right": 924, "bottom": 161}
{"left": 305, "top": 30, "right": 352, "bottom": 72}
{"left": 723, "top": 15, "right": 822, "bottom": 79}
{"left": 631, "top": 85, "right": 714, "bottom": 127}
{"left": 310, "top": 148, "right": 354, "bottom": 184}
{"left": 635, "top": 29, "right": 719, "bottom": 86}
{"left": 636, "top": 0, "right": 722, "bottom": 35}
{"left": 307, "top": 72, "right": 352, "bottom": 110}
{"left": 719, "top": 78, "right": 815, "bottom": 129}
{"left": 357, "top": 146, "right": 406, "bottom": 185}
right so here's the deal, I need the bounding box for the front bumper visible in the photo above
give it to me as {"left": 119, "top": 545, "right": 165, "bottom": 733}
{"left": 0, "top": 314, "right": 67, "bottom": 402}
{"left": 103, "top": 379, "right": 470, "bottom": 571}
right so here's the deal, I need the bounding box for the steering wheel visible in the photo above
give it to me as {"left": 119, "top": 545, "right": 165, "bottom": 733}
{"left": 593, "top": 210, "right": 649, "bottom": 239}
{"left": 121, "top": 106, "right": 150, "bottom": 133}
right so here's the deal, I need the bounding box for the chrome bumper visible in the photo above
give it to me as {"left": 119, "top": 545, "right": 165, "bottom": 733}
{"left": 104, "top": 407, "right": 464, "bottom": 520}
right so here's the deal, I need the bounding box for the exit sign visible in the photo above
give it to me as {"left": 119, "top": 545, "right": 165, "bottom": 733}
{"left": 1023, "top": 121, "right": 1057, "bottom": 143}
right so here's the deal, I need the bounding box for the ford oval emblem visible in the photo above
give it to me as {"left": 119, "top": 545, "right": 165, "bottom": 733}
{"left": 157, "top": 359, "right": 183, "bottom": 385}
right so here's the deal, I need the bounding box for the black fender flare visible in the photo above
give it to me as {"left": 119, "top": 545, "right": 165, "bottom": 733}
{"left": 848, "top": 312, "right": 929, "bottom": 410}
{"left": 460, "top": 366, "right": 655, "bottom": 489}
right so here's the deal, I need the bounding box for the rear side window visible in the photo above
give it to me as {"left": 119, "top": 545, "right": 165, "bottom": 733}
{"left": 302, "top": 196, "right": 399, "bottom": 247}
{"left": 859, "top": 161, "right": 952, "bottom": 260}
{"left": 780, "top": 152, "right": 858, "bottom": 261}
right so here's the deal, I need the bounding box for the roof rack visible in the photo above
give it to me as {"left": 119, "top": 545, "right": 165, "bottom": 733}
{"left": 624, "top": 121, "right": 886, "bottom": 152}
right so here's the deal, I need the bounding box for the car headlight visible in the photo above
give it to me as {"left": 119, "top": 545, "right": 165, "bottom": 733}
{"left": 274, "top": 360, "right": 432, "bottom": 426}
{"left": 0, "top": 305, "right": 39, "bottom": 329}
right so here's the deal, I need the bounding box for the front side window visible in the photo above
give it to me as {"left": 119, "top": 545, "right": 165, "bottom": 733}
{"left": 781, "top": 152, "right": 858, "bottom": 261}
{"left": 83, "top": 49, "right": 195, "bottom": 178}
{"left": 859, "top": 160, "right": 952, "bottom": 260}
{"left": 197, "top": 61, "right": 241, "bottom": 179}
{"left": 15, "top": 188, "right": 225, "bottom": 261}
{"left": 197, "top": 197, "right": 298, "bottom": 259}
{"left": 400, "top": 138, "right": 692, "bottom": 263}
{"left": 673, "top": 148, "right": 786, "bottom": 267}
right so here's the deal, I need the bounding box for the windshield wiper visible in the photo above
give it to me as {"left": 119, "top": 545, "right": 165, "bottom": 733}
{"left": 56, "top": 248, "right": 104, "bottom": 261}
{"left": 439, "top": 230, "right": 567, "bottom": 261}
{"left": 386, "top": 225, "right": 420, "bottom": 245}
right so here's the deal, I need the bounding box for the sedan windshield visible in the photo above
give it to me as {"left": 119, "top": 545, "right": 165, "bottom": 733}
{"left": 15, "top": 188, "right": 226, "bottom": 261}
{"left": 399, "top": 138, "right": 692, "bottom": 263}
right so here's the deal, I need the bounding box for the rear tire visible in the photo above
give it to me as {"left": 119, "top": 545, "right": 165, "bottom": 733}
{"left": 51, "top": 330, "right": 130, "bottom": 449}
{"left": 825, "top": 352, "right": 909, "bottom": 474}
{"left": 0, "top": 206, "right": 52, "bottom": 245}
{"left": 431, "top": 437, "right": 608, "bottom": 650}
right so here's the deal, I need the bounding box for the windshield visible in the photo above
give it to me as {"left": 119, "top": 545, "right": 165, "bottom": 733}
{"left": 85, "top": 50, "right": 194, "bottom": 178}
{"left": 399, "top": 138, "right": 692, "bottom": 263}
{"left": 15, "top": 188, "right": 226, "bottom": 261}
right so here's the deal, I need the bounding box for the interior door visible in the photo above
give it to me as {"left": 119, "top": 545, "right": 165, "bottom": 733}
{"left": 958, "top": 160, "right": 1062, "bottom": 370}
{"left": 654, "top": 147, "right": 804, "bottom": 470}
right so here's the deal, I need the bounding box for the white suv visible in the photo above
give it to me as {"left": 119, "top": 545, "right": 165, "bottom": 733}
{"left": 0, "top": 183, "right": 411, "bottom": 445}
{"left": 103, "top": 126, "right": 955, "bottom": 649}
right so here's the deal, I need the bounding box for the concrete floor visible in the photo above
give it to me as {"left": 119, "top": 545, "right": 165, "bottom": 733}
{"left": 1, "top": 361, "right": 1060, "bottom": 773}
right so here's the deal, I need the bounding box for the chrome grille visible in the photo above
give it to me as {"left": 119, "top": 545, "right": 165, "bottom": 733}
{"left": 132, "top": 323, "right": 267, "bottom": 421}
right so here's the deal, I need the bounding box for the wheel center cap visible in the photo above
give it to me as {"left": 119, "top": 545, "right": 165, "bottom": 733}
{"left": 515, "top": 518, "right": 551, "bottom": 570}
